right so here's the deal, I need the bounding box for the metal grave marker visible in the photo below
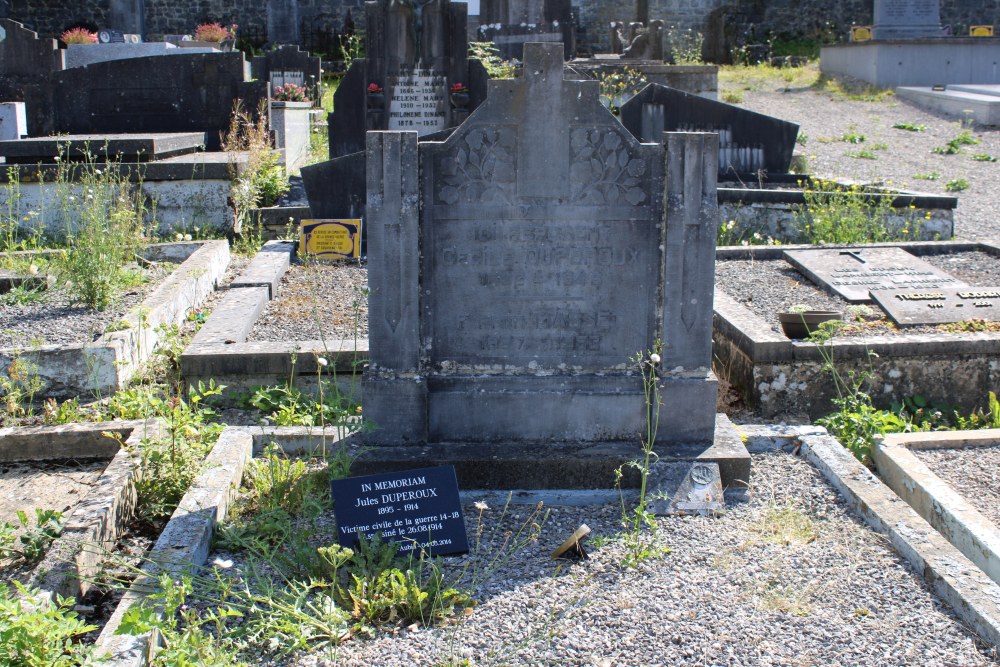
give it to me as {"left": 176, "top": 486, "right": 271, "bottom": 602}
{"left": 783, "top": 247, "right": 967, "bottom": 303}
{"left": 331, "top": 465, "right": 469, "bottom": 557}
{"left": 871, "top": 287, "right": 1000, "bottom": 326}
{"left": 387, "top": 69, "right": 447, "bottom": 135}
{"left": 299, "top": 219, "right": 361, "bottom": 260}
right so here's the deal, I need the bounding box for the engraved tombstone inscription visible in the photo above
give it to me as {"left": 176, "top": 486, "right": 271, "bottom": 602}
{"left": 783, "top": 247, "right": 967, "bottom": 302}
{"left": 365, "top": 43, "right": 720, "bottom": 448}
{"left": 871, "top": 287, "right": 1000, "bottom": 325}
{"left": 387, "top": 69, "right": 447, "bottom": 134}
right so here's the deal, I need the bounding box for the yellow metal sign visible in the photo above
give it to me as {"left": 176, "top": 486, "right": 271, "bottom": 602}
{"left": 851, "top": 26, "right": 872, "bottom": 42}
{"left": 299, "top": 219, "right": 362, "bottom": 260}
{"left": 971, "top": 25, "right": 995, "bottom": 37}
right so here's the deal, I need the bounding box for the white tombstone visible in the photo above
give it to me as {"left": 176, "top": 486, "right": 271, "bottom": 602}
{"left": 0, "top": 102, "right": 27, "bottom": 140}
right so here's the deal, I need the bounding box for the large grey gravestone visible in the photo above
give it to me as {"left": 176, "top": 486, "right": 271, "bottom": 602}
{"left": 478, "top": 0, "right": 575, "bottom": 60}
{"left": 327, "top": 0, "right": 487, "bottom": 158}
{"left": 619, "top": 83, "right": 799, "bottom": 176}
{"left": 784, "top": 247, "right": 967, "bottom": 303}
{"left": 872, "top": 0, "right": 943, "bottom": 40}
{"left": 365, "top": 43, "right": 718, "bottom": 451}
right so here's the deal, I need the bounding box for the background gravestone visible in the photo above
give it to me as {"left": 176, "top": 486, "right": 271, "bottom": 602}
{"left": 251, "top": 44, "right": 322, "bottom": 101}
{"left": 619, "top": 83, "right": 799, "bottom": 176}
{"left": 872, "top": 0, "right": 944, "bottom": 39}
{"left": 478, "top": 0, "right": 575, "bottom": 60}
{"left": 108, "top": 0, "right": 145, "bottom": 38}
{"left": 45, "top": 53, "right": 266, "bottom": 150}
{"left": 0, "top": 20, "right": 65, "bottom": 138}
{"left": 267, "top": 0, "right": 301, "bottom": 45}
{"left": 365, "top": 43, "right": 719, "bottom": 451}
{"left": 327, "top": 0, "right": 487, "bottom": 159}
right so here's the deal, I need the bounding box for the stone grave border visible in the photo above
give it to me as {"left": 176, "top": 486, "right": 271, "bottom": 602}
{"left": 93, "top": 423, "right": 1000, "bottom": 664}
{"left": 0, "top": 240, "right": 229, "bottom": 399}
{"left": 713, "top": 240, "right": 1000, "bottom": 419}
{"left": 742, "top": 424, "right": 1000, "bottom": 651}
{"left": 874, "top": 429, "right": 1000, "bottom": 587}
{"left": 2, "top": 419, "right": 162, "bottom": 602}
{"left": 180, "top": 240, "right": 366, "bottom": 400}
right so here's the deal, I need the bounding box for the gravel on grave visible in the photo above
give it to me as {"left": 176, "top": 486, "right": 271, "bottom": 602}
{"left": 716, "top": 250, "right": 1000, "bottom": 338}
{"left": 206, "top": 451, "right": 999, "bottom": 667}
{"left": 0, "top": 262, "right": 173, "bottom": 349}
{"left": 246, "top": 260, "right": 369, "bottom": 343}
{"left": 914, "top": 444, "right": 1000, "bottom": 529}
{"left": 738, "top": 85, "right": 1000, "bottom": 242}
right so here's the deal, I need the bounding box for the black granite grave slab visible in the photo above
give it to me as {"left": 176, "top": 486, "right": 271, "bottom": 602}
{"left": 46, "top": 53, "right": 266, "bottom": 151}
{"left": 871, "top": 287, "right": 1000, "bottom": 326}
{"left": 783, "top": 247, "right": 968, "bottom": 303}
{"left": 619, "top": 83, "right": 799, "bottom": 176}
{"left": 0, "top": 133, "right": 207, "bottom": 163}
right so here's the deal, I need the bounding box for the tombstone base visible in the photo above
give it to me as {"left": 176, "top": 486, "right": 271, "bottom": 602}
{"left": 351, "top": 413, "right": 749, "bottom": 490}
{"left": 364, "top": 371, "right": 718, "bottom": 447}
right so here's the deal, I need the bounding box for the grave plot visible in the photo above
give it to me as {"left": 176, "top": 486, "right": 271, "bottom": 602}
{"left": 180, "top": 240, "right": 366, "bottom": 399}
{"left": 0, "top": 240, "right": 228, "bottom": 399}
{"left": 713, "top": 240, "right": 1000, "bottom": 419}
{"left": 875, "top": 430, "right": 1000, "bottom": 589}
{"left": 85, "top": 425, "right": 1000, "bottom": 664}
{"left": 0, "top": 420, "right": 159, "bottom": 607}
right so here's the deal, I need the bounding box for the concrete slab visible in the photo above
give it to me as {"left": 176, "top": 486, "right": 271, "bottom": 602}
{"left": 229, "top": 240, "right": 293, "bottom": 298}
{"left": 897, "top": 85, "right": 1000, "bottom": 125}
{"left": 798, "top": 428, "right": 1000, "bottom": 651}
{"left": 0, "top": 420, "right": 162, "bottom": 602}
{"left": 0, "top": 132, "right": 207, "bottom": 163}
{"left": 713, "top": 240, "right": 1000, "bottom": 419}
{"left": 95, "top": 426, "right": 252, "bottom": 667}
{"left": 257, "top": 414, "right": 750, "bottom": 490}
{"left": 181, "top": 242, "right": 365, "bottom": 397}
{"left": 821, "top": 39, "right": 1000, "bottom": 88}
{"left": 0, "top": 241, "right": 229, "bottom": 399}
{"left": 875, "top": 430, "right": 1000, "bottom": 587}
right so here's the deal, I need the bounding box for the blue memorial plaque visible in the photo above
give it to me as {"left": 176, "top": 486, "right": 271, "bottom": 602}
{"left": 331, "top": 465, "right": 469, "bottom": 556}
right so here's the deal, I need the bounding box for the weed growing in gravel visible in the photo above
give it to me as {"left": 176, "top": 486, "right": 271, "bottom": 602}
{"left": 847, "top": 149, "right": 878, "bottom": 160}
{"left": 913, "top": 171, "right": 940, "bottom": 181}
{"left": 813, "top": 74, "right": 893, "bottom": 102}
{"left": 945, "top": 178, "right": 970, "bottom": 192}
{"left": 750, "top": 501, "right": 818, "bottom": 546}
{"left": 972, "top": 154, "right": 997, "bottom": 162}
{"left": 932, "top": 130, "right": 979, "bottom": 155}
{"left": 892, "top": 122, "right": 926, "bottom": 131}
{"left": 839, "top": 128, "right": 866, "bottom": 144}
{"left": 614, "top": 342, "right": 672, "bottom": 567}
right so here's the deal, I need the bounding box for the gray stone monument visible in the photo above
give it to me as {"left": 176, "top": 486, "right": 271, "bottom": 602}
{"left": 267, "top": 0, "right": 301, "bottom": 45}
{"left": 327, "top": 0, "right": 487, "bottom": 158}
{"left": 108, "top": 0, "right": 145, "bottom": 38}
{"left": 365, "top": 43, "right": 722, "bottom": 461}
{"left": 872, "top": 0, "right": 944, "bottom": 40}
{"left": 477, "top": 0, "right": 575, "bottom": 60}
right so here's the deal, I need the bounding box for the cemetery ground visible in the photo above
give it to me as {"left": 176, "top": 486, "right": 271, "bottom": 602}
{"left": 5, "top": 64, "right": 1000, "bottom": 666}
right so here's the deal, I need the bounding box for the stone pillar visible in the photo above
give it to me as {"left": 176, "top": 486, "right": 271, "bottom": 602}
{"left": 364, "top": 131, "right": 427, "bottom": 443}
{"left": 662, "top": 131, "right": 718, "bottom": 371}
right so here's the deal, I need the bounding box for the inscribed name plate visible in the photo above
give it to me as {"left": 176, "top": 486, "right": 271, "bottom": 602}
{"left": 331, "top": 465, "right": 469, "bottom": 557}
{"left": 387, "top": 69, "right": 447, "bottom": 135}
{"left": 299, "top": 219, "right": 361, "bottom": 260}
{"left": 783, "top": 247, "right": 967, "bottom": 303}
{"left": 871, "top": 287, "right": 1000, "bottom": 326}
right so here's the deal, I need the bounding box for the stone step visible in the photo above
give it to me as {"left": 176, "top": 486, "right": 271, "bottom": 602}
{"left": 896, "top": 86, "right": 1000, "bottom": 125}
{"left": 0, "top": 132, "right": 208, "bottom": 163}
